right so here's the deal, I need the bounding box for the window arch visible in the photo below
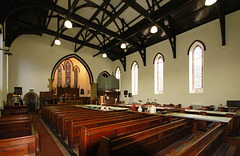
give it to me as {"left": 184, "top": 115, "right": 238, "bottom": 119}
{"left": 65, "top": 61, "right": 71, "bottom": 87}
{"left": 131, "top": 61, "right": 138, "bottom": 95}
{"left": 57, "top": 66, "right": 62, "bottom": 87}
{"left": 188, "top": 40, "right": 205, "bottom": 93}
{"left": 115, "top": 67, "right": 121, "bottom": 91}
{"left": 154, "top": 53, "right": 164, "bottom": 94}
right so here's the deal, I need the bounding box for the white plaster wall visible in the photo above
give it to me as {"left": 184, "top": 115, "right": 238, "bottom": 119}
{"left": 8, "top": 34, "right": 113, "bottom": 97}
{"left": 112, "top": 10, "right": 240, "bottom": 108}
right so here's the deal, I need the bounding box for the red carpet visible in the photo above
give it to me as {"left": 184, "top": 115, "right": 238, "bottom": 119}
{"left": 31, "top": 111, "right": 64, "bottom": 156}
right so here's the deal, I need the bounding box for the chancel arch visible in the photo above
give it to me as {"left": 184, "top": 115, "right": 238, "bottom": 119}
{"left": 51, "top": 54, "right": 93, "bottom": 98}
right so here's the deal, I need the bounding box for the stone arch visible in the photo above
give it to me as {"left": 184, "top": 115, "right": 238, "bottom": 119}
{"left": 51, "top": 54, "right": 93, "bottom": 84}
{"left": 23, "top": 92, "right": 39, "bottom": 111}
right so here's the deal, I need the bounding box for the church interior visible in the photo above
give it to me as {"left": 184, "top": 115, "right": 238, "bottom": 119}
{"left": 0, "top": 0, "right": 240, "bottom": 155}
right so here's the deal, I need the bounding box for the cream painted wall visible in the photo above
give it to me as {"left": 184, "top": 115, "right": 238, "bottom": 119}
{"left": 8, "top": 34, "right": 113, "bottom": 98}
{"left": 112, "top": 10, "right": 240, "bottom": 108}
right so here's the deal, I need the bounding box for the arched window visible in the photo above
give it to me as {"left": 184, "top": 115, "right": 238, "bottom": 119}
{"left": 115, "top": 67, "right": 121, "bottom": 91}
{"left": 115, "top": 67, "right": 121, "bottom": 80}
{"left": 131, "top": 62, "right": 138, "bottom": 95}
{"left": 57, "top": 66, "right": 62, "bottom": 87}
{"left": 74, "top": 68, "right": 78, "bottom": 88}
{"left": 65, "top": 61, "right": 71, "bottom": 87}
{"left": 189, "top": 41, "right": 205, "bottom": 93}
{"left": 154, "top": 53, "right": 164, "bottom": 94}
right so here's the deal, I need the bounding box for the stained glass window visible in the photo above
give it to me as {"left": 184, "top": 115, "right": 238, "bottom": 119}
{"left": 57, "top": 66, "right": 62, "bottom": 87}
{"left": 65, "top": 61, "right": 71, "bottom": 87}
{"left": 132, "top": 62, "right": 138, "bottom": 95}
{"left": 189, "top": 41, "right": 204, "bottom": 93}
{"left": 74, "top": 68, "right": 78, "bottom": 88}
{"left": 154, "top": 54, "right": 164, "bottom": 94}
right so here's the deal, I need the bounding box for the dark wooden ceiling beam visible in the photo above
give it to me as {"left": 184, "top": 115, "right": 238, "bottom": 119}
{"left": 50, "top": 0, "right": 79, "bottom": 46}
{"left": 156, "top": 20, "right": 176, "bottom": 58}
{"left": 122, "top": 0, "right": 177, "bottom": 59}
{"left": 104, "top": 0, "right": 192, "bottom": 52}
{"left": 73, "top": 0, "right": 110, "bottom": 52}
{"left": 9, "top": 19, "right": 120, "bottom": 60}
{"left": 75, "top": 3, "right": 129, "bottom": 52}
{"left": 1, "top": 1, "right": 141, "bottom": 55}
{"left": 215, "top": 0, "right": 226, "bottom": 46}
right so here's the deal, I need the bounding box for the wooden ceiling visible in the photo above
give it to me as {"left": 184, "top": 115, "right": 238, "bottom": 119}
{"left": 1, "top": 0, "right": 239, "bottom": 70}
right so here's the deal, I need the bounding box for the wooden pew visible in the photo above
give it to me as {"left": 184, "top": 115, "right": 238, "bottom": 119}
{"left": 79, "top": 115, "right": 172, "bottom": 156}
{"left": 0, "top": 119, "right": 32, "bottom": 139}
{"left": 58, "top": 111, "right": 136, "bottom": 139}
{"left": 0, "top": 114, "right": 31, "bottom": 122}
{"left": 0, "top": 132, "right": 40, "bottom": 156}
{"left": 183, "top": 109, "right": 237, "bottom": 135}
{"left": 1, "top": 108, "right": 28, "bottom": 116}
{"left": 173, "top": 123, "right": 228, "bottom": 156}
{"left": 68, "top": 113, "right": 154, "bottom": 150}
{"left": 97, "top": 119, "right": 195, "bottom": 156}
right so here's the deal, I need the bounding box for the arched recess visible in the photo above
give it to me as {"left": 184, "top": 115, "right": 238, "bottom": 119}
{"left": 23, "top": 92, "right": 38, "bottom": 111}
{"left": 97, "top": 71, "right": 110, "bottom": 83}
{"left": 51, "top": 54, "right": 93, "bottom": 84}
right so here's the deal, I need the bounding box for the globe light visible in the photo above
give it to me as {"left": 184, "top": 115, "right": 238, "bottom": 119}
{"left": 150, "top": 25, "right": 158, "bottom": 34}
{"left": 120, "top": 43, "right": 126, "bottom": 49}
{"left": 54, "top": 38, "right": 61, "bottom": 45}
{"left": 64, "top": 20, "right": 73, "bottom": 29}
{"left": 205, "top": 0, "right": 217, "bottom": 6}
{"left": 102, "top": 53, "right": 107, "bottom": 58}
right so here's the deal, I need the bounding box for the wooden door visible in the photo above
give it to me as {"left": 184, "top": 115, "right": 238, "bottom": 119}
{"left": 27, "top": 94, "right": 35, "bottom": 111}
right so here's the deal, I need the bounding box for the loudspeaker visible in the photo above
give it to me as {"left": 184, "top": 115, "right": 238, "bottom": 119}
{"left": 14, "top": 87, "right": 22, "bottom": 95}
{"left": 124, "top": 90, "right": 128, "bottom": 97}
{"left": 128, "top": 93, "right": 132, "bottom": 97}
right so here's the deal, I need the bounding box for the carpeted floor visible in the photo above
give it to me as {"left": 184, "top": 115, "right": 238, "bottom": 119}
{"left": 31, "top": 111, "right": 64, "bottom": 156}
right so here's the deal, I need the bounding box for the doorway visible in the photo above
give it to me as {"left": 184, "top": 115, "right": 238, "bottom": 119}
{"left": 27, "top": 94, "right": 35, "bottom": 111}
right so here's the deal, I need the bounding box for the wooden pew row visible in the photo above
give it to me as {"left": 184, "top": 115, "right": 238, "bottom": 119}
{"left": 0, "top": 132, "right": 40, "bottom": 156}
{"left": 97, "top": 119, "right": 195, "bottom": 156}
{"left": 58, "top": 111, "right": 138, "bottom": 139}
{"left": 174, "top": 123, "right": 228, "bottom": 156}
{"left": 0, "top": 119, "right": 32, "bottom": 140}
{"left": 0, "top": 114, "right": 31, "bottom": 122}
{"left": 50, "top": 109, "right": 129, "bottom": 133}
{"left": 42, "top": 106, "right": 79, "bottom": 122}
{"left": 79, "top": 115, "right": 172, "bottom": 156}
{"left": 182, "top": 110, "right": 237, "bottom": 135}
{"left": 52, "top": 108, "right": 100, "bottom": 129}
{"left": 1, "top": 108, "right": 29, "bottom": 116}
{"left": 45, "top": 107, "right": 87, "bottom": 126}
{"left": 68, "top": 113, "right": 154, "bottom": 150}
{"left": 55, "top": 108, "right": 124, "bottom": 131}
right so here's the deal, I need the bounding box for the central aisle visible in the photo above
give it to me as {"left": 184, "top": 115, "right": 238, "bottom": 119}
{"left": 31, "top": 111, "right": 69, "bottom": 156}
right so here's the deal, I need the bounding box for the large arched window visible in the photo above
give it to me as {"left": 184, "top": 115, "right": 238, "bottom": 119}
{"left": 154, "top": 53, "right": 164, "bottom": 94}
{"left": 74, "top": 68, "right": 78, "bottom": 88}
{"left": 115, "top": 67, "right": 121, "bottom": 91}
{"left": 188, "top": 41, "right": 205, "bottom": 93}
{"left": 65, "top": 61, "right": 71, "bottom": 87}
{"left": 57, "top": 66, "right": 62, "bottom": 87}
{"left": 131, "top": 62, "right": 138, "bottom": 95}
